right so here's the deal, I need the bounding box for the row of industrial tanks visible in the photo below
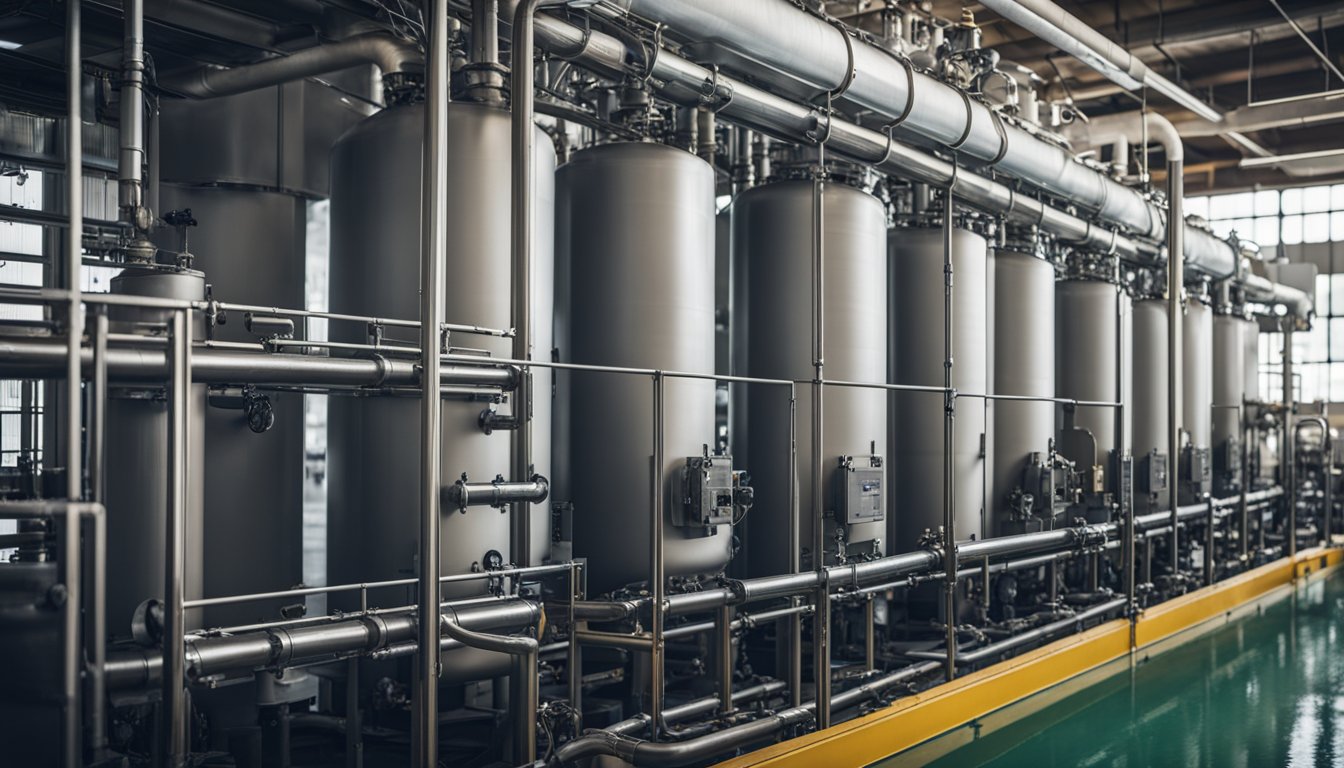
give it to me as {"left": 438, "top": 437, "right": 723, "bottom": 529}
{"left": 104, "top": 100, "right": 1262, "bottom": 637}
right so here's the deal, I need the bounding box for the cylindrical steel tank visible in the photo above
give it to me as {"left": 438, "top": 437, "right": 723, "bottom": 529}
{"left": 734, "top": 180, "right": 887, "bottom": 577}
{"left": 1183, "top": 299, "right": 1213, "bottom": 452}
{"left": 1055, "top": 281, "right": 1131, "bottom": 480}
{"left": 1213, "top": 313, "right": 1246, "bottom": 494}
{"left": 890, "top": 228, "right": 989, "bottom": 552}
{"left": 327, "top": 101, "right": 556, "bottom": 603}
{"left": 157, "top": 184, "right": 306, "bottom": 630}
{"left": 991, "top": 250, "right": 1055, "bottom": 534}
{"left": 555, "top": 142, "right": 723, "bottom": 594}
{"left": 1132, "top": 298, "right": 1170, "bottom": 512}
{"left": 105, "top": 267, "right": 206, "bottom": 635}
{"left": 0, "top": 562, "right": 64, "bottom": 764}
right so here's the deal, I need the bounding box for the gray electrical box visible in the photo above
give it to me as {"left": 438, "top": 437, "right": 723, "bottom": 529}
{"left": 1140, "top": 449, "right": 1168, "bottom": 495}
{"left": 837, "top": 455, "right": 884, "bottom": 525}
{"left": 675, "top": 454, "right": 736, "bottom": 528}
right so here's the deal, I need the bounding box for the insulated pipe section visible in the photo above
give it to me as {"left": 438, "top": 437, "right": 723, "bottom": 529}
{"left": 604, "top": 0, "right": 1209, "bottom": 252}
{"left": 103, "top": 599, "right": 540, "bottom": 691}
{"left": 445, "top": 474, "right": 549, "bottom": 512}
{"left": 0, "top": 340, "right": 518, "bottom": 389}
{"left": 532, "top": 14, "right": 1142, "bottom": 260}
{"left": 1243, "top": 273, "right": 1314, "bottom": 320}
{"left": 159, "top": 32, "right": 422, "bottom": 98}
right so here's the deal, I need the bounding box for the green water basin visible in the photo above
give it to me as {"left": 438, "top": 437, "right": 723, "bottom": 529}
{"left": 879, "top": 571, "right": 1344, "bottom": 767}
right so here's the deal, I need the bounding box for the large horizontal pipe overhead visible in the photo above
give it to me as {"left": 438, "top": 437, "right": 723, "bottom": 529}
{"left": 104, "top": 599, "right": 539, "bottom": 691}
{"left": 532, "top": 15, "right": 1143, "bottom": 261}
{"left": 593, "top": 0, "right": 1243, "bottom": 275}
{"left": 1243, "top": 273, "right": 1314, "bottom": 320}
{"left": 974, "top": 0, "right": 1222, "bottom": 123}
{"left": 0, "top": 338, "right": 518, "bottom": 388}
{"left": 159, "top": 32, "right": 423, "bottom": 98}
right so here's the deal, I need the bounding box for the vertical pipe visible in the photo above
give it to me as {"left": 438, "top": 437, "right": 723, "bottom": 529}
{"left": 415, "top": 1, "right": 449, "bottom": 764}
{"left": 65, "top": 0, "right": 82, "bottom": 505}
{"left": 470, "top": 0, "right": 499, "bottom": 65}
{"left": 1240, "top": 404, "right": 1249, "bottom": 559}
{"left": 1117, "top": 283, "right": 1135, "bottom": 629}
{"left": 146, "top": 101, "right": 159, "bottom": 220}
{"left": 1324, "top": 422, "right": 1333, "bottom": 544}
{"left": 942, "top": 187, "right": 957, "bottom": 682}
{"left": 1284, "top": 323, "right": 1296, "bottom": 558}
{"left": 512, "top": 0, "right": 552, "bottom": 569}
{"left": 810, "top": 171, "right": 830, "bottom": 730}
{"left": 163, "top": 309, "right": 190, "bottom": 767}
{"left": 66, "top": 5, "right": 87, "bottom": 761}
{"left": 716, "top": 603, "right": 734, "bottom": 714}
{"left": 118, "top": 0, "right": 145, "bottom": 230}
{"left": 344, "top": 657, "right": 362, "bottom": 768}
{"left": 1204, "top": 497, "right": 1215, "bottom": 585}
{"left": 85, "top": 309, "right": 107, "bottom": 760}
{"left": 786, "top": 386, "right": 802, "bottom": 708}
{"left": 650, "top": 373, "right": 665, "bottom": 738}
{"left": 566, "top": 562, "right": 582, "bottom": 713}
{"left": 864, "top": 594, "right": 876, "bottom": 671}
{"left": 90, "top": 310, "right": 106, "bottom": 505}
{"left": 1167, "top": 159, "right": 1183, "bottom": 575}
{"left": 697, "top": 108, "right": 717, "bottom": 162}
{"left": 61, "top": 504, "right": 82, "bottom": 768}
{"left": 510, "top": 649, "right": 539, "bottom": 762}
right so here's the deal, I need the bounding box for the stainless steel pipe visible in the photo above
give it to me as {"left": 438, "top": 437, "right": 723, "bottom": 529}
{"left": 0, "top": 339, "right": 517, "bottom": 389}
{"left": 105, "top": 600, "right": 540, "bottom": 691}
{"left": 531, "top": 14, "right": 1141, "bottom": 259}
{"left": 159, "top": 32, "right": 422, "bottom": 98}
{"left": 416, "top": 1, "right": 450, "bottom": 764}
{"left": 163, "top": 310, "right": 190, "bottom": 767}
{"left": 446, "top": 474, "right": 549, "bottom": 512}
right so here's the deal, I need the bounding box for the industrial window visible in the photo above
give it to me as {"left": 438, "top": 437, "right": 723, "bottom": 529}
{"left": 1255, "top": 273, "right": 1344, "bottom": 404}
{"left": 1191, "top": 184, "right": 1344, "bottom": 246}
{"left": 1190, "top": 185, "right": 1344, "bottom": 404}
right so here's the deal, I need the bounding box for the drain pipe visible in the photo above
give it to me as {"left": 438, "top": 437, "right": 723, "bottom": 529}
{"left": 441, "top": 608, "right": 539, "bottom": 764}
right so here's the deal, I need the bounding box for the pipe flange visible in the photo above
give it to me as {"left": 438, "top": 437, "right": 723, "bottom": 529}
{"left": 268, "top": 628, "right": 295, "bottom": 668}
{"left": 723, "top": 578, "right": 748, "bottom": 604}
{"left": 183, "top": 638, "right": 205, "bottom": 682}
{"left": 360, "top": 614, "right": 393, "bottom": 653}
{"left": 369, "top": 353, "right": 391, "bottom": 387}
